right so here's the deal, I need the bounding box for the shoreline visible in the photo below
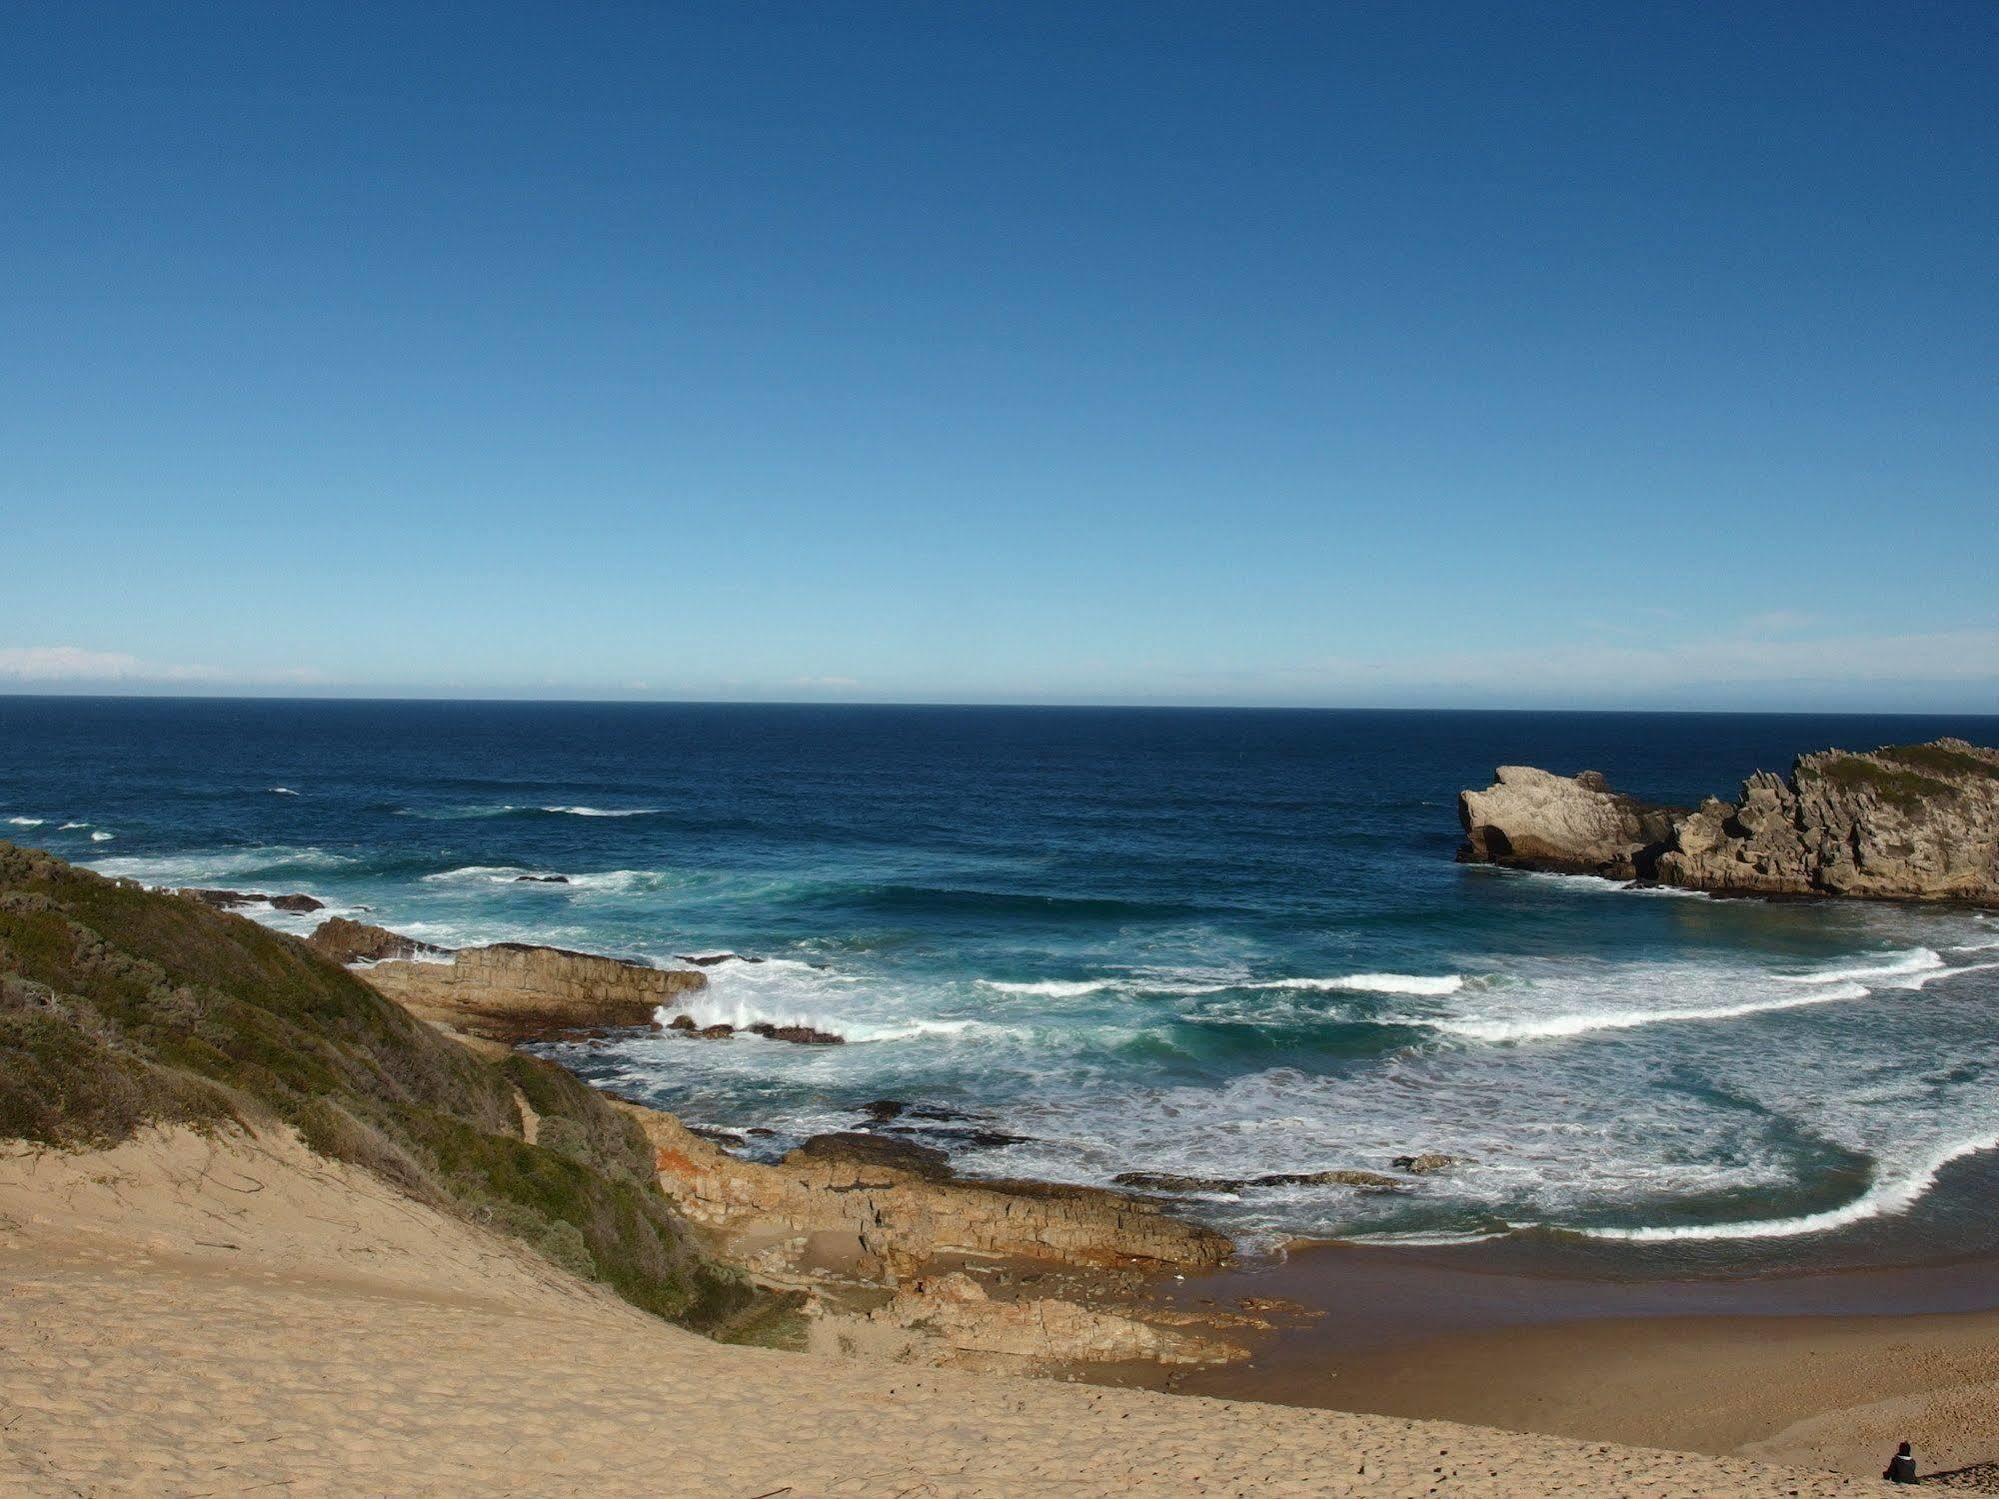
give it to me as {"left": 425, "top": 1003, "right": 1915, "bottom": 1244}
{"left": 1066, "top": 1240, "right": 1999, "bottom": 1482}
{"left": 117, "top": 880, "right": 1999, "bottom": 1480}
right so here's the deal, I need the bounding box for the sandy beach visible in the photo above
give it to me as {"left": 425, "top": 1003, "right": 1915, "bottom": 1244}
{"left": 0, "top": 1125, "right": 1869, "bottom": 1498}
{"left": 1137, "top": 1243, "right": 1999, "bottom": 1486}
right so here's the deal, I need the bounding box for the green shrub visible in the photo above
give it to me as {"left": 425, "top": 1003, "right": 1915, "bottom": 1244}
{"left": 1810, "top": 756, "right": 1957, "bottom": 807}
{"left": 1877, "top": 743, "right": 1999, "bottom": 780}
{"left": 0, "top": 842, "right": 766, "bottom": 1336}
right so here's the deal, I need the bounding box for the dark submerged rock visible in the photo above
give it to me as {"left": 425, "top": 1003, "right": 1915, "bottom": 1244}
{"left": 786, "top": 1131, "right": 955, "bottom": 1180}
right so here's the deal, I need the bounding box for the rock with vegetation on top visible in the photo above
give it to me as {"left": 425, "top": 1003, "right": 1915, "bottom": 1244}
{"left": 1459, "top": 739, "right": 1999, "bottom": 906}
{"left": 1654, "top": 740, "right": 1999, "bottom": 902}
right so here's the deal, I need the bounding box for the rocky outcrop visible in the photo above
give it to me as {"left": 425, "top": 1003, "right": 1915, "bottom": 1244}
{"left": 179, "top": 888, "right": 325, "bottom": 913}
{"left": 327, "top": 931, "right": 706, "bottom": 1042}
{"left": 1460, "top": 739, "right": 1999, "bottom": 906}
{"left": 664, "top": 1012, "right": 844, "bottom": 1045}
{"left": 1655, "top": 740, "right": 1999, "bottom": 903}
{"left": 1458, "top": 767, "right": 1685, "bottom": 879}
{"left": 1393, "top": 1153, "right": 1462, "bottom": 1175}
{"left": 620, "top": 1105, "right": 1231, "bottom": 1281}
{"left": 306, "top": 917, "right": 450, "bottom": 966}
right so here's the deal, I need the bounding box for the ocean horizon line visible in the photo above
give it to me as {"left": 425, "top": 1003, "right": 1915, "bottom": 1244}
{"left": 2, "top": 690, "right": 1996, "bottom": 721}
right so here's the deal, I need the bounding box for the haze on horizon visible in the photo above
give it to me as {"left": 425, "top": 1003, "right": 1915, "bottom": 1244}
{"left": 3, "top": 3, "right": 1994, "bottom": 714}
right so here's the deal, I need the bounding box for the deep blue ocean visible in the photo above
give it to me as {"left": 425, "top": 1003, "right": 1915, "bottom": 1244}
{"left": 7, "top": 697, "right": 1999, "bottom": 1259}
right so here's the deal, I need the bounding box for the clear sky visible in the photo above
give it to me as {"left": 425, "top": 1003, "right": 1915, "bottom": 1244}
{"left": 3, "top": 2, "right": 1994, "bottom": 710}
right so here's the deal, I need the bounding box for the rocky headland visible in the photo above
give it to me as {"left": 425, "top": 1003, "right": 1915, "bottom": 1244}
{"left": 1460, "top": 737, "right": 1999, "bottom": 905}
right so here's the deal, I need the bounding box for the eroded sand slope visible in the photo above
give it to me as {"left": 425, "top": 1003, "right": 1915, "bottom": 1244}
{"left": 0, "top": 1127, "right": 1860, "bottom": 1498}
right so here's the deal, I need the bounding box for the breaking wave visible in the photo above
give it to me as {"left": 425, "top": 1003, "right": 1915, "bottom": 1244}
{"left": 1572, "top": 1135, "right": 1999, "bottom": 1242}
{"left": 88, "top": 846, "right": 355, "bottom": 883}
{"left": 1413, "top": 981, "right": 1870, "bottom": 1043}
{"left": 1776, "top": 947, "right": 1943, "bottom": 986}
{"left": 1266, "top": 973, "right": 1465, "bottom": 997}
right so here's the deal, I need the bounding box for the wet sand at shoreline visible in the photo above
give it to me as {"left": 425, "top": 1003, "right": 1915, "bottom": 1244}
{"left": 1116, "top": 1241, "right": 1999, "bottom": 1484}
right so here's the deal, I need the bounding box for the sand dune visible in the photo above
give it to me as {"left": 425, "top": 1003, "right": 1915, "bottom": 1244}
{"left": 0, "top": 1127, "right": 1863, "bottom": 1498}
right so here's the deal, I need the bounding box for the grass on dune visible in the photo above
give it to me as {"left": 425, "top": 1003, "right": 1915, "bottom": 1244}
{"left": 0, "top": 841, "right": 782, "bottom": 1340}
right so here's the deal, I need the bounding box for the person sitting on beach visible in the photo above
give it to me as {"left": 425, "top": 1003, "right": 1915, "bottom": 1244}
{"left": 1883, "top": 1441, "right": 1917, "bottom": 1483}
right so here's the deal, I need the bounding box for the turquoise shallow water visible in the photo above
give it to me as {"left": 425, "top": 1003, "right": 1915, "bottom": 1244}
{"left": 6, "top": 697, "right": 1998, "bottom": 1258}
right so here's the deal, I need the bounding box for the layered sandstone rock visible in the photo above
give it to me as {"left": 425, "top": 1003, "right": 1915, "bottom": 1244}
{"left": 319, "top": 926, "right": 706, "bottom": 1041}
{"left": 1458, "top": 766, "right": 1685, "bottom": 879}
{"left": 1459, "top": 739, "right": 1999, "bottom": 906}
{"left": 620, "top": 1105, "right": 1231, "bottom": 1281}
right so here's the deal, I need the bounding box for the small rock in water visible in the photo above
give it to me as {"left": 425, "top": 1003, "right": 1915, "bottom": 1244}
{"left": 1392, "top": 1153, "right": 1462, "bottom": 1175}
{"left": 181, "top": 887, "right": 324, "bottom": 913}
{"left": 786, "top": 1132, "right": 955, "bottom": 1180}
{"left": 745, "top": 1020, "right": 843, "bottom": 1045}
{"left": 514, "top": 874, "right": 570, "bottom": 884}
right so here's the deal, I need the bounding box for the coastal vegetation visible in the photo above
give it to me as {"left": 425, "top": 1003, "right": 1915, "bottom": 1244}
{"left": 1798, "top": 753, "right": 1957, "bottom": 807}
{"left": 0, "top": 842, "right": 768, "bottom": 1336}
{"left": 1460, "top": 738, "right": 1999, "bottom": 904}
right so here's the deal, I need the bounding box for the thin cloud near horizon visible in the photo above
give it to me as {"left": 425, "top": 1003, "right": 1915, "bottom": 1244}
{"left": 4, "top": 627, "right": 1994, "bottom": 713}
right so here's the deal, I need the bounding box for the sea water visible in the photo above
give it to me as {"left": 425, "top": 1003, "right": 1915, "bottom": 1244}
{"left": 7, "top": 697, "right": 1998, "bottom": 1263}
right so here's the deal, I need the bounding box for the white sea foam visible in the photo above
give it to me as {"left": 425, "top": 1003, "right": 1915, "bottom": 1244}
{"left": 978, "top": 978, "right": 1120, "bottom": 998}
{"left": 541, "top": 805, "right": 658, "bottom": 818}
{"left": 1414, "top": 981, "right": 1870, "bottom": 1042}
{"left": 1901, "top": 960, "right": 1999, "bottom": 991}
{"left": 980, "top": 972, "right": 1464, "bottom": 1000}
{"left": 422, "top": 865, "right": 536, "bottom": 884}
{"left": 87, "top": 846, "right": 353, "bottom": 882}
{"left": 564, "top": 869, "right": 676, "bottom": 893}
{"left": 395, "top": 804, "right": 519, "bottom": 820}
{"left": 90, "top": 831, "right": 114, "bottom": 842}
{"left": 60, "top": 821, "right": 89, "bottom": 830}
{"left": 268, "top": 786, "right": 299, "bottom": 796}
{"left": 1776, "top": 947, "right": 1942, "bottom": 986}
{"left": 1572, "top": 1134, "right": 1999, "bottom": 1242}
{"left": 1265, "top": 973, "right": 1465, "bottom": 997}
{"left": 6, "top": 816, "right": 44, "bottom": 827}
{"left": 1512, "top": 870, "right": 1708, "bottom": 899}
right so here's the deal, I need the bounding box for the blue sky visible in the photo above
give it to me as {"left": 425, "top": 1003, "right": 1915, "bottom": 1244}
{"left": 3, "top": 3, "right": 1994, "bottom": 709}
